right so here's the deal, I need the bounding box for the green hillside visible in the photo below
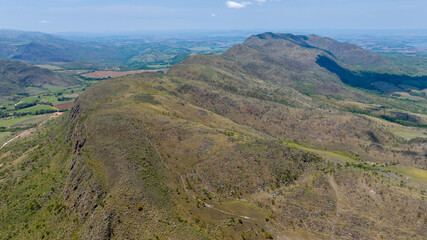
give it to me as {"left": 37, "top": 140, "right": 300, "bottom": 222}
{"left": 0, "top": 59, "right": 81, "bottom": 98}
{"left": 0, "top": 59, "right": 79, "bottom": 98}
{"left": 0, "top": 33, "right": 426, "bottom": 239}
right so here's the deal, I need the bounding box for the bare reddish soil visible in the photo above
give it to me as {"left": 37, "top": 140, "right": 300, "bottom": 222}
{"left": 81, "top": 69, "right": 168, "bottom": 79}
{"left": 54, "top": 102, "right": 74, "bottom": 110}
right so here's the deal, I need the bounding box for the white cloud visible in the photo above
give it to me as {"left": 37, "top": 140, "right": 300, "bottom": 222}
{"left": 211, "top": 13, "right": 216, "bottom": 17}
{"left": 226, "top": 0, "right": 277, "bottom": 9}
{"left": 225, "top": 1, "right": 252, "bottom": 9}
{"left": 40, "top": 20, "right": 49, "bottom": 24}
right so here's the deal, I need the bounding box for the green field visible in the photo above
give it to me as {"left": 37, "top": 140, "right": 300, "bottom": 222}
{"left": 0, "top": 114, "right": 51, "bottom": 128}
{"left": 12, "top": 105, "right": 55, "bottom": 114}
{"left": 284, "top": 142, "right": 357, "bottom": 164}
{"left": 390, "top": 166, "right": 427, "bottom": 184}
{"left": 0, "top": 78, "right": 91, "bottom": 134}
{"left": 4, "top": 84, "right": 89, "bottom": 109}
{"left": 41, "top": 84, "right": 66, "bottom": 92}
{"left": 34, "top": 65, "right": 63, "bottom": 71}
{"left": 390, "top": 128, "right": 427, "bottom": 140}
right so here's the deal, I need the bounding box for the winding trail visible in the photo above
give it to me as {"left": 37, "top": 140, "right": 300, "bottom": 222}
{"left": 1, "top": 129, "right": 31, "bottom": 150}
{"left": 0, "top": 112, "right": 63, "bottom": 150}
{"left": 147, "top": 137, "right": 253, "bottom": 221}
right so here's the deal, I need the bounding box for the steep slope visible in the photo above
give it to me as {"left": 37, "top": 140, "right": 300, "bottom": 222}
{"left": 190, "top": 32, "right": 427, "bottom": 95}
{"left": 1, "top": 73, "right": 425, "bottom": 239}
{"left": 170, "top": 32, "right": 427, "bottom": 128}
{"left": 0, "top": 59, "right": 80, "bottom": 98}
{"left": 0, "top": 33, "right": 426, "bottom": 239}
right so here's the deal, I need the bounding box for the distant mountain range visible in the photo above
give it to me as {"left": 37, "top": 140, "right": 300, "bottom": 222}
{"left": 0, "top": 29, "right": 131, "bottom": 64}
{"left": 0, "top": 29, "right": 240, "bottom": 69}
{"left": 1, "top": 29, "right": 426, "bottom": 75}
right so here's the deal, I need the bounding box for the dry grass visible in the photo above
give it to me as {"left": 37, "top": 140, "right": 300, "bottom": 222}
{"left": 1, "top": 33, "right": 426, "bottom": 239}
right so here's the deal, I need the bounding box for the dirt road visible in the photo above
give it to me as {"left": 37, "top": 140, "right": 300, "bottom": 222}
{"left": 0, "top": 112, "right": 63, "bottom": 150}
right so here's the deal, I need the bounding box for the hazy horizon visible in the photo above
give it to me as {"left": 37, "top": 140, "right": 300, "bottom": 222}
{"left": 1, "top": 0, "right": 426, "bottom": 34}
{"left": 2, "top": 28, "right": 427, "bottom": 42}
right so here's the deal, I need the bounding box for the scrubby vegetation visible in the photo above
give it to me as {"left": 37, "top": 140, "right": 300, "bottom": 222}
{"left": 0, "top": 33, "right": 426, "bottom": 239}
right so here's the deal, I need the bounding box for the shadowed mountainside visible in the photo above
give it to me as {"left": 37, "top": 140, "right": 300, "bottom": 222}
{"left": 317, "top": 55, "right": 427, "bottom": 92}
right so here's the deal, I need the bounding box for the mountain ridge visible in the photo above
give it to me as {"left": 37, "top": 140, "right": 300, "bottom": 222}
{"left": 0, "top": 32, "right": 426, "bottom": 240}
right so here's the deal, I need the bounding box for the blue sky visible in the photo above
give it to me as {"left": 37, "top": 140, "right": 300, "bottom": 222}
{"left": 0, "top": 0, "right": 426, "bottom": 33}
